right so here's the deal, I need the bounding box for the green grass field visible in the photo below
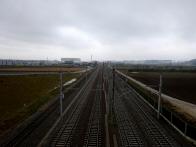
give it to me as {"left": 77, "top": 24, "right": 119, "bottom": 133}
{"left": 0, "top": 73, "right": 79, "bottom": 136}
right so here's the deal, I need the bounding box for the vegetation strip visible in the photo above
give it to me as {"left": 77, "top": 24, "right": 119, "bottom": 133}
{"left": 0, "top": 73, "right": 79, "bottom": 137}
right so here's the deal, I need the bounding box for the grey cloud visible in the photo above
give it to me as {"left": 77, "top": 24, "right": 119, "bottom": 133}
{"left": 0, "top": 0, "right": 196, "bottom": 60}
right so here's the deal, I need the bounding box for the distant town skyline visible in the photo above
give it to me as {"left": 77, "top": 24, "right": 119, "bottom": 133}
{"left": 0, "top": 0, "right": 196, "bottom": 61}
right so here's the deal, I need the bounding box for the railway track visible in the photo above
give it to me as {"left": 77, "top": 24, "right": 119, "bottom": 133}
{"left": 2, "top": 100, "right": 59, "bottom": 146}
{"left": 49, "top": 79, "right": 95, "bottom": 146}
{"left": 83, "top": 87, "right": 105, "bottom": 147}
{"left": 1, "top": 65, "right": 193, "bottom": 147}
{"left": 114, "top": 75, "right": 181, "bottom": 146}
{"left": 41, "top": 66, "right": 105, "bottom": 147}
{"left": 107, "top": 69, "right": 145, "bottom": 146}
{"left": 0, "top": 70, "right": 94, "bottom": 147}
{"left": 114, "top": 93, "right": 145, "bottom": 146}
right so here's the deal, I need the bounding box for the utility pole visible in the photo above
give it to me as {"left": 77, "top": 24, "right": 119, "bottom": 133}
{"left": 86, "top": 66, "right": 88, "bottom": 82}
{"left": 59, "top": 72, "right": 63, "bottom": 116}
{"left": 102, "top": 62, "right": 104, "bottom": 89}
{"left": 157, "top": 74, "right": 162, "bottom": 119}
{"left": 47, "top": 57, "right": 48, "bottom": 65}
{"left": 112, "top": 68, "right": 115, "bottom": 101}
{"left": 112, "top": 68, "right": 115, "bottom": 121}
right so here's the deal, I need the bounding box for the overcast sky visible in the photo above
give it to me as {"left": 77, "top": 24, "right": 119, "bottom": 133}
{"left": 0, "top": 0, "right": 196, "bottom": 61}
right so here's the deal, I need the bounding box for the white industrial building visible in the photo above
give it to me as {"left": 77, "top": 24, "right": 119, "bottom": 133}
{"left": 61, "top": 58, "right": 81, "bottom": 64}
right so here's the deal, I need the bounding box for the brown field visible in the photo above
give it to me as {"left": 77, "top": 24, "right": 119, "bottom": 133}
{"left": 0, "top": 73, "right": 79, "bottom": 136}
{"left": 0, "top": 66, "right": 83, "bottom": 72}
{"left": 126, "top": 71, "right": 196, "bottom": 105}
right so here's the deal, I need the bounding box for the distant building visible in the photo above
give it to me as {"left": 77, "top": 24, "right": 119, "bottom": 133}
{"left": 122, "top": 60, "right": 172, "bottom": 65}
{"left": 0, "top": 59, "right": 59, "bottom": 66}
{"left": 61, "top": 58, "right": 81, "bottom": 64}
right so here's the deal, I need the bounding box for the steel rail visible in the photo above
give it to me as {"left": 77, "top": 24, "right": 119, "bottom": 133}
{"left": 49, "top": 69, "right": 99, "bottom": 146}
{"left": 116, "top": 76, "right": 179, "bottom": 146}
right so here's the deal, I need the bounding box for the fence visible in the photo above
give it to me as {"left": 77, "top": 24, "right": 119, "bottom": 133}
{"left": 116, "top": 70, "right": 196, "bottom": 145}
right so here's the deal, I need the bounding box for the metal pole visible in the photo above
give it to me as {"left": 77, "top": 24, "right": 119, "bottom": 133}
{"left": 86, "top": 66, "right": 87, "bottom": 81}
{"left": 126, "top": 70, "right": 128, "bottom": 83}
{"left": 112, "top": 68, "right": 115, "bottom": 103}
{"left": 157, "top": 74, "right": 162, "bottom": 119}
{"left": 112, "top": 68, "right": 115, "bottom": 121}
{"left": 102, "top": 63, "right": 104, "bottom": 89}
{"left": 184, "top": 122, "right": 187, "bottom": 135}
{"left": 60, "top": 72, "right": 63, "bottom": 116}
